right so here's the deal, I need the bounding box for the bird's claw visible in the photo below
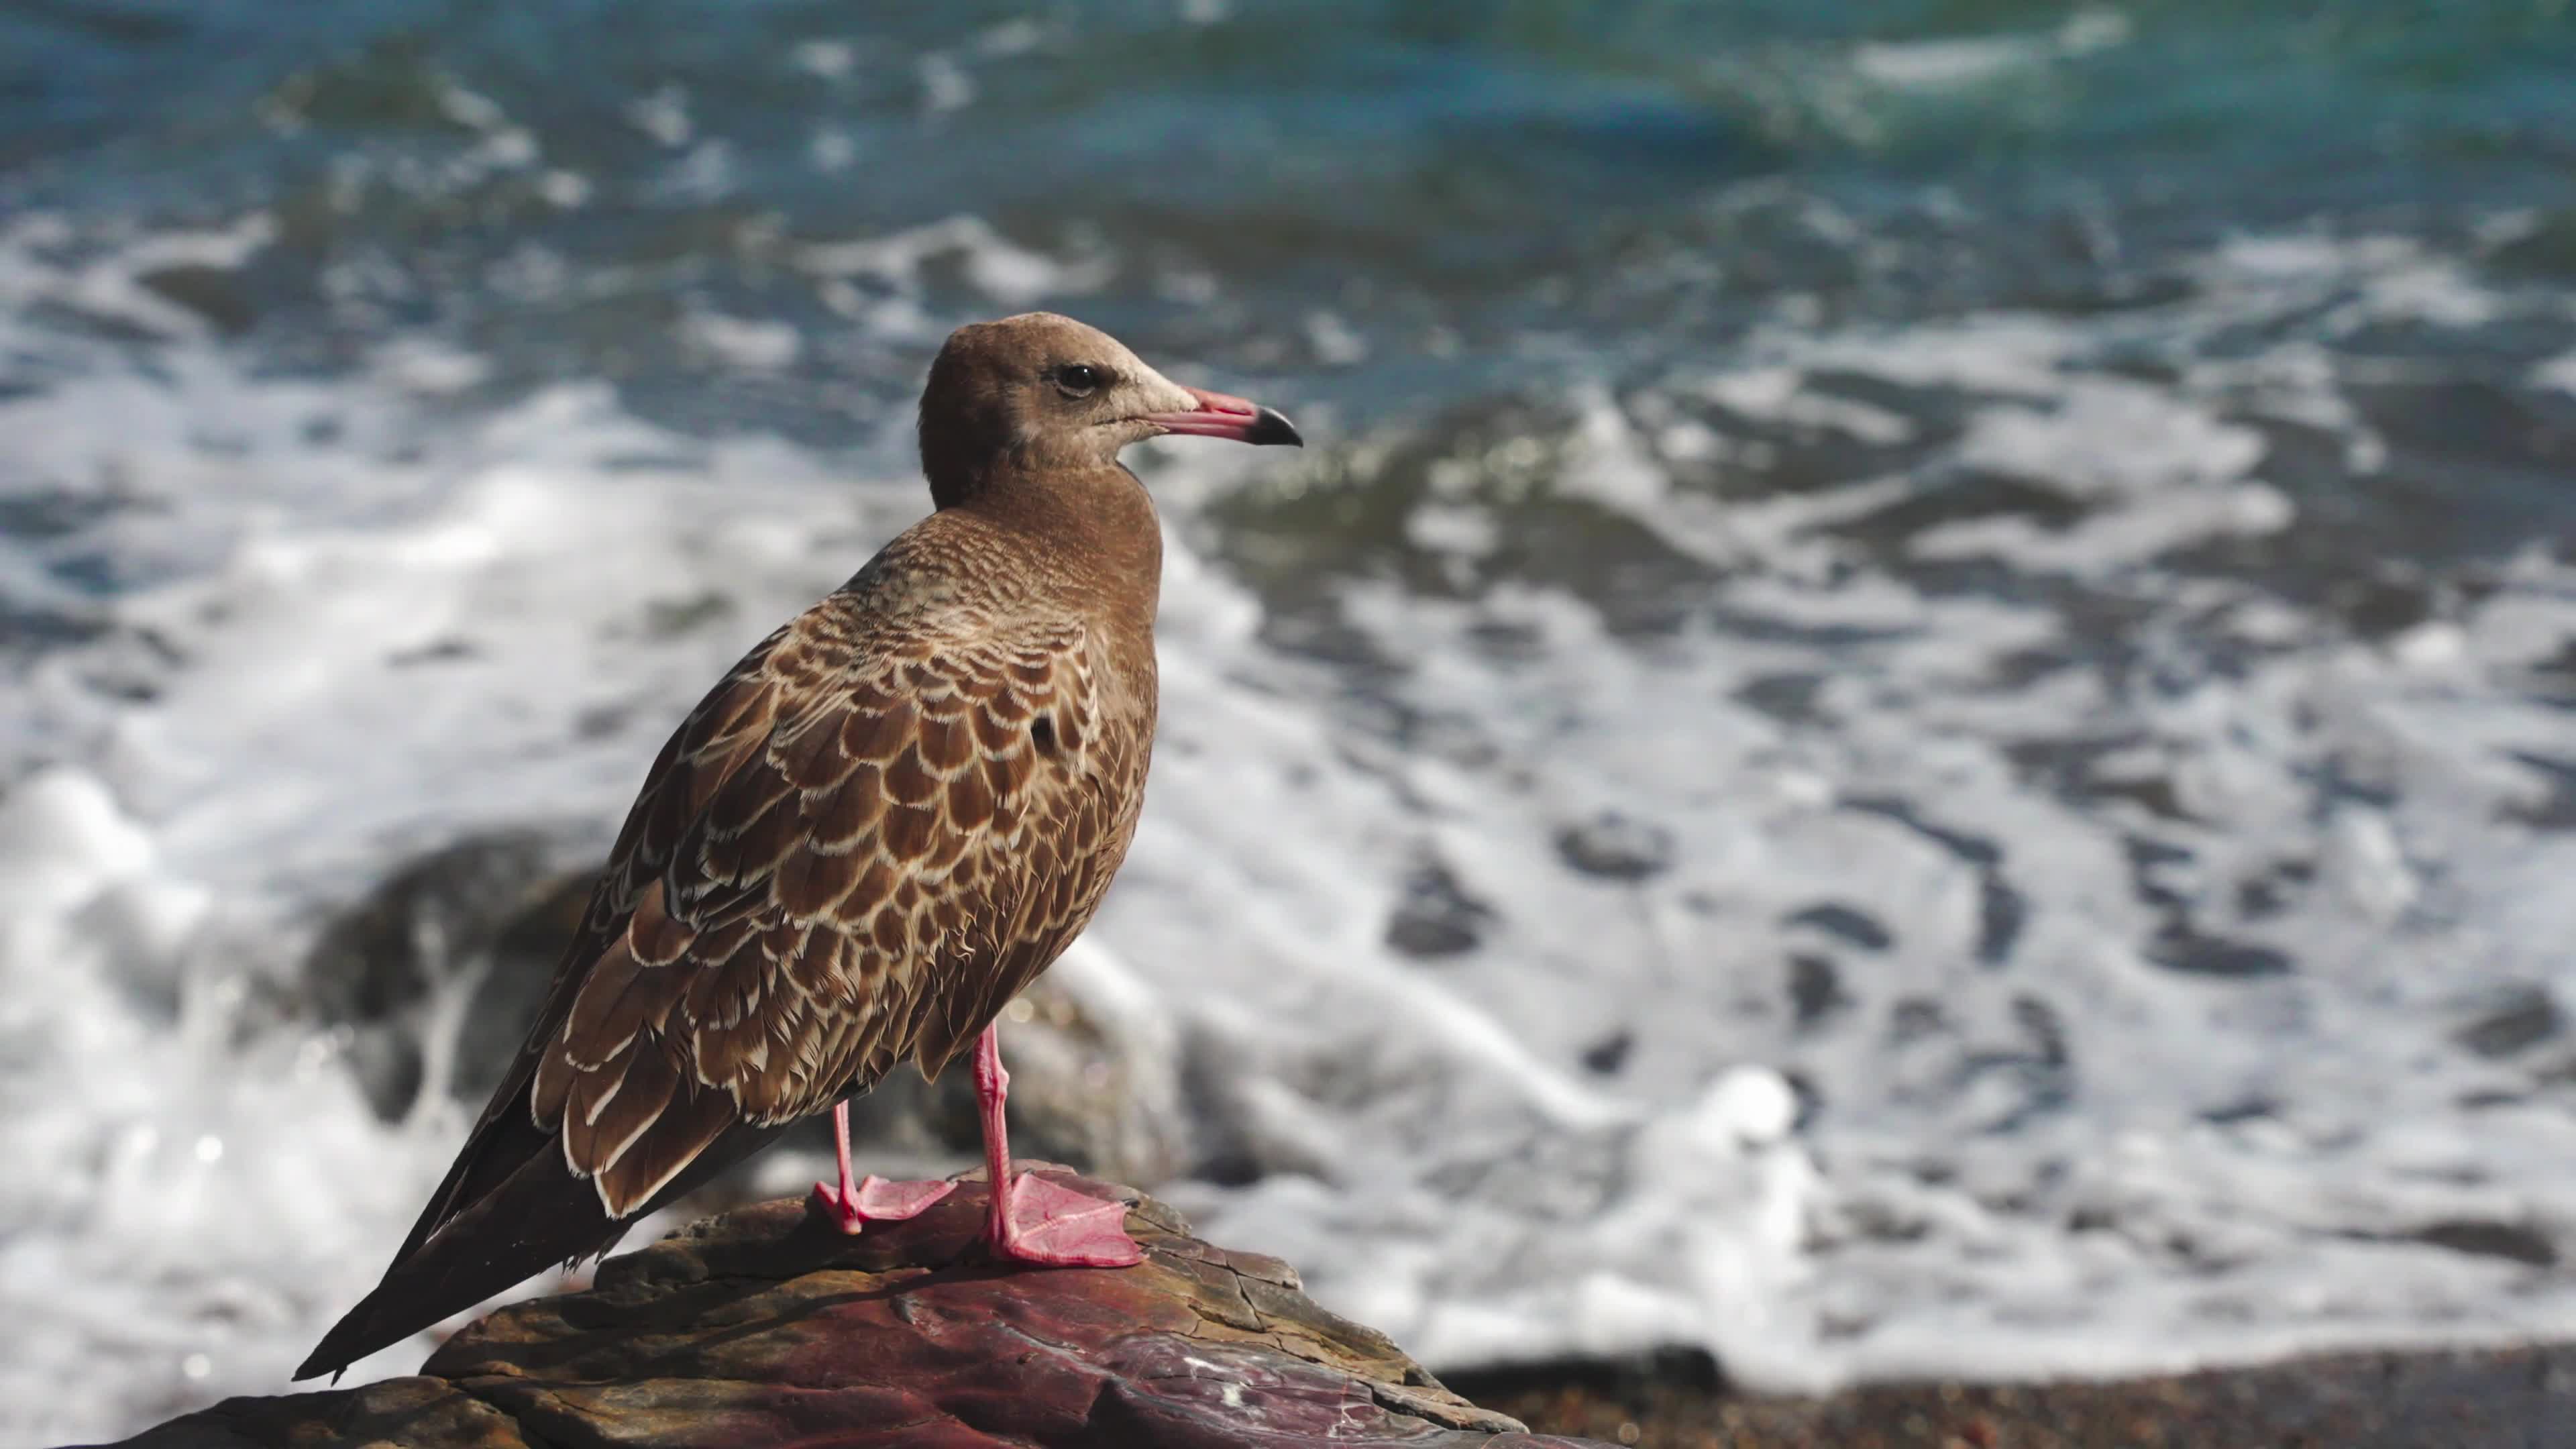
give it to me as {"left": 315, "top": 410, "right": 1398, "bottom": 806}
{"left": 984, "top": 1174, "right": 1145, "bottom": 1267}
{"left": 809, "top": 1174, "right": 955, "bottom": 1235}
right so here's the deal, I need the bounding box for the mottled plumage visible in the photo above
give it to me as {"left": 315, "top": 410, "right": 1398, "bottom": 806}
{"left": 534, "top": 535, "right": 1150, "bottom": 1216}
{"left": 298, "top": 313, "right": 1298, "bottom": 1379}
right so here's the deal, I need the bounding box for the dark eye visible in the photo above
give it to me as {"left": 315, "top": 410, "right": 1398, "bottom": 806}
{"left": 1051, "top": 363, "right": 1102, "bottom": 398}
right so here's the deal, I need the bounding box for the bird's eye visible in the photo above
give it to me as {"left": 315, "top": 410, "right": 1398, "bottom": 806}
{"left": 1052, "top": 363, "right": 1102, "bottom": 398}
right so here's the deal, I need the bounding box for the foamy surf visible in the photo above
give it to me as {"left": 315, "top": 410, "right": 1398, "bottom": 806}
{"left": 7, "top": 109, "right": 2576, "bottom": 1449}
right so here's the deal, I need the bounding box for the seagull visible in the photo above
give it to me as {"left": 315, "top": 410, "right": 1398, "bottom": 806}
{"left": 296, "top": 313, "right": 1300, "bottom": 1380}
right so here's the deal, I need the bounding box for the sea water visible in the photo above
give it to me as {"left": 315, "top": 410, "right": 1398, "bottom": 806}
{"left": 5, "top": 2, "right": 2576, "bottom": 1441}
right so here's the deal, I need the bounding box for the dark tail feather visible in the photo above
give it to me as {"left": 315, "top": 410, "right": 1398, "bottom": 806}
{"left": 294, "top": 1107, "right": 784, "bottom": 1380}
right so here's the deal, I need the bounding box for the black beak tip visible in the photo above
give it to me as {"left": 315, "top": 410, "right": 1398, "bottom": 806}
{"left": 1248, "top": 406, "right": 1303, "bottom": 448}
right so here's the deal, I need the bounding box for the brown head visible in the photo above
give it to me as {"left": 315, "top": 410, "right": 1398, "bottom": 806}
{"left": 918, "top": 312, "right": 1301, "bottom": 508}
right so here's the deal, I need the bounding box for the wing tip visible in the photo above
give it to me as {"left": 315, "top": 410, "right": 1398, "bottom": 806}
{"left": 292, "top": 1299, "right": 388, "bottom": 1383}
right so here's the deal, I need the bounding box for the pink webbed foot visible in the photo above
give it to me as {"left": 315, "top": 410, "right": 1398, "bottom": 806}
{"left": 985, "top": 1173, "right": 1146, "bottom": 1267}
{"left": 808, "top": 1174, "right": 955, "bottom": 1236}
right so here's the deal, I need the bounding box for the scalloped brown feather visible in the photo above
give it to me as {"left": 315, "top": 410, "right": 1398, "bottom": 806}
{"left": 528, "top": 536, "right": 1151, "bottom": 1219}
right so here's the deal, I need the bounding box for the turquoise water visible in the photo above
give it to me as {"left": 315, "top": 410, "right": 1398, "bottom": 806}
{"left": 6, "top": 2, "right": 2573, "bottom": 417}
{"left": 6, "top": 2, "right": 2573, "bottom": 616}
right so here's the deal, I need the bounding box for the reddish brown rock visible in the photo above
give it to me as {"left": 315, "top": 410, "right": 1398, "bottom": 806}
{"left": 97, "top": 1169, "right": 1604, "bottom": 1449}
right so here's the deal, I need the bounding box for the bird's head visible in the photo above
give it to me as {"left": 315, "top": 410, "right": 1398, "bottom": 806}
{"left": 918, "top": 312, "right": 1301, "bottom": 506}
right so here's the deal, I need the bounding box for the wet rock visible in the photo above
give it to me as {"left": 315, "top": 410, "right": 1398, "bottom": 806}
{"left": 302, "top": 834, "right": 545, "bottom": 1024}
{"left": 1975, "top": 873, "right": 2027, "bottom": 965}
{"left": 301, "top": 831, "right": 584, "bottom": 1118}
{"left": 641, "top": 590, "right": 737, "bottom": 638}
{"left": 2234, "top": 857, "right": 2316, "bottom": 919}
{"left": 2198, "top": 1096, "right": 2277, "bottom": 1126}
{"left": 1886, "top": 995, "right": 1947, "bottom": 1046}
{"left": 2503, "top": 752, "right": 2576, "bottom": 830}
{"left": 2010, "top": 994, "right": 2069, "bottom": 1069}
{"left": 1456, "top": 1340, "right": 2576, "bottom": 1449}
{"left": 1780, "top": 1068, "right": 1823, "bottom": 1131}
{"left": 1579, "top": 1030, "right": 1633, "bottom": 1075}
{"left": 2334, "top": 570, "right": 2437, "bottom": 640}
{"left": 2122, "top": 835, "right": 2195, "bottom": 910}
{"left": 1385, "top": 856, "right": 1495, "bottom": 958}
{"left": 1787, "top": 953, "right": 1849, "bottom": 1029}
{"left": 2407, "top": 1218, "right": 2559, "bottom": 1269}
{"left": 2455, "top": 984, "right": 2564, "bottom": 1059}
{"left": 137, "top": 264, "right": 258, "bottom": 335}
{"left": 2147, "top": 924, "right": 2294, "bottom": 979}
{"left": 1552, "top": 812, "right": 1674, "bottom": 882}
{"left": 109, "top": 1375, "right": 525, "bottom": 1449}
{"left": 1733, "top": 672, "right": 1823, "bottom": 722}
{"left": 1781, "top": 902, "right": 1892, "bottom": 952}
{"left": 105, "top": 1171, "right": 1604, "bottom": 1449}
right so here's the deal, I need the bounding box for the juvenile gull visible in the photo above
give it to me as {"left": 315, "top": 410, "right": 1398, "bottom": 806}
{"left": 297, "top": 313, "right": 1300, "bottom": 1380}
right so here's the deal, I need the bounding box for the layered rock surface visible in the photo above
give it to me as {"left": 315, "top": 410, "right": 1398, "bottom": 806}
{"left": 99, "top": 1169, "right": 1603, "bottom": 1448}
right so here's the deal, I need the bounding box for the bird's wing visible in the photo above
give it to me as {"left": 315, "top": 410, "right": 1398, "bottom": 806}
{"left": 515, "top": 594, "right": 1132, "bottom": 1220}
{"left": 378, "top": 590, "right": 1133, "bottom": 1265}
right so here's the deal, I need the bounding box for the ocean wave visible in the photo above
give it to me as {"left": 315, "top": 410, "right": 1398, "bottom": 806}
{"left": 5, "top": 187, "right": 2576, "bottom": 1444}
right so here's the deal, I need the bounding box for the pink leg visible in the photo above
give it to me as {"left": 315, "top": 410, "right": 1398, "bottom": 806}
{"left": 807, "top": 1099, "right": 954, "bottom": 1235}
{"left": 974, "top": 1020, "right": 1143, "bottom": 1267}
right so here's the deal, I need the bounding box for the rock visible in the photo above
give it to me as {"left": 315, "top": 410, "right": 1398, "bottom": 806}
{"left": 136, "top": 264, "right": 260, "bottom": 335}
{"left": 1551, "top": 813, "right": 1673, "bottom": 883}
{"left": 1779, "top": 902, "right": 1891, "bottom": 953}
{"left": 1578, "top": 1030, "right": 1633, "bottom": 1075}
{"left": 1786, "top": 953, "right": 1848, "bottom": 1030}
{"left": 97, "top": 1170, "right": 1606, "bottom": 1449}
{"left": 2406, "top": 1218, "right": 2558, "bottom": 1268}
{"left": 105, "top": 1376, "right": 525, "bottom": 1449}
{"left": 1384, "top": 856, "right": 1495, "bottom": 959}
{"left": 2453, "top": 983, "right": 2564, "bottom": 1059}
{"left": 2145, "top": 922, "right": 2293, "bottom": 979}
{"left": 302, "top": 831, "right": 585, "bottom": 1119}
{"left": 1454, "top": 1341, "right": 2576, "bottom": 1449}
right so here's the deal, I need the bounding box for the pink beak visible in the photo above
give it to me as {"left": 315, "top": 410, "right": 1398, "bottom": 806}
{"left": 1140, "top": 386, "right": 1303, "bottom": 447}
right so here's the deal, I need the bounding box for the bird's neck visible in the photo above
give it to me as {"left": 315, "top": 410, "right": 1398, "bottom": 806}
{"left": 952, "top": 462, "right": 1163, "bottom": 622}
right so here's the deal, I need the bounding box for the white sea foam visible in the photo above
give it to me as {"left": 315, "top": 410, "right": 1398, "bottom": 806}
{"left": 5, "top": 215, "right": 2576, "bottom": 1444}
{"left": 1851, "top": 7, "right": 2131, "bottom": 91}
{"left": 796, "top": 215, "right": 1111, "bottom": 316}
